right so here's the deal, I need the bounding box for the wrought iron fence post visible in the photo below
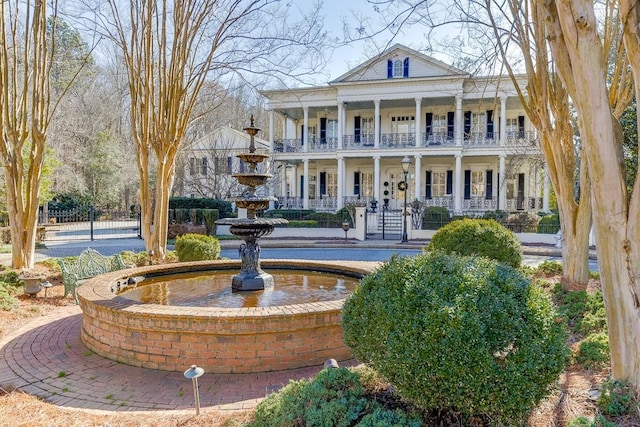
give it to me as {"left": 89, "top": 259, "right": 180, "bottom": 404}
{"left": 90, "top": 205, "right": 95, "bottom": 241}
{"left": 138, "top": 208, "right": 142, "bottom": 239}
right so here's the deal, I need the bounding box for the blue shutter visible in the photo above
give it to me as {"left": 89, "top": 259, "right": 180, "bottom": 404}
{"left": 464, "top": 170, "right": 471, "bottom": 199}
{"left": 300, "top": 124, "right": 304, "bottom": 145}
{"left": 446, "top": 170, "right": 453, "bottom": 194}
{"left": 354, "top": 116, "right": 361, "bottom": 143}
{"left": 354, "top": 172, "right": 360, "bottom": 196}
{"left": 447, "top": 112, "right": 455, "bottom": 139}
{"left": 403, "top": 57, "right": 409, "bottom": 77}
{"left": 300, "top": 175, "right": 304, "bottom": 199}
{"left": 425, "top": 113, "right": 433, "bottom": 137}
{"left": 320, "top": 172, "right": 326, "bottom": 196}
{"left": 387, "top": 60, "right": 393, "bottom": 78}
{"left": 320, "top": 117, "right": 327, "bottom": 143}
{"left": 464, "top": 111, "right": 471, "bottom": 136}
{"left": 425, "top": 171, "right": 432, "bottom": 199}
{"left": 518, "top": 115, "right": 525, "bottom": 138}
{"left": 486, "top": 110, "right": 493, "bottom": 138}
{"left": 486, "top": 170, "right": 493, "bottom": 199}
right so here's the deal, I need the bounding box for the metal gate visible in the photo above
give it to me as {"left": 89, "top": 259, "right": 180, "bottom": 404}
{"left": 365, "top": 206, "right": 403, "bottom": 240}
{"left": 40, "top": 205, "right": 141, "bottom": 241}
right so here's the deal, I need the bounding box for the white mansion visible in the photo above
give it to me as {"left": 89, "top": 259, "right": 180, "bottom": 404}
{"left": 260, "top": 44, "right": 549, "bottom": 214}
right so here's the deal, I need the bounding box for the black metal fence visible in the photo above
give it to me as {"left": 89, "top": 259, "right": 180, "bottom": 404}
{"left": 39, "top": 205, "right": 141, "bottom": 241}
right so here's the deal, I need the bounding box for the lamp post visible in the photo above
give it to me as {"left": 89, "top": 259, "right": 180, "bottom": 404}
{"left": 401, "top": 156, "right": 411, "bottom": 243}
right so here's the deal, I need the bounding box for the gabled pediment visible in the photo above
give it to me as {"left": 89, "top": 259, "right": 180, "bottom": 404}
{"left": 331, "top": 44, "right": 467, "bottom": 83}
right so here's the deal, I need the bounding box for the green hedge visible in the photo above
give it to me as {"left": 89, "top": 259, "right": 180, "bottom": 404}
{"left": 421, "top": 206, "right": 451, "bottom": 230}
{"left": 174, "top": 233, "right": 221, "bottom": 262}
{"left": 169, "top": 197, "right": 232, "bottom": 218}
{"left": 342, "top": 252, "right": 569, "bottom": 424}
{"left": 538, "top": 213, "right": 561, "bottom": 234}
{"left": 427, "top": 218, "right": 523, "bottom": 268}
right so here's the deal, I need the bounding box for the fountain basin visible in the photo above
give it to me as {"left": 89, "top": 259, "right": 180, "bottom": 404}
{"left": 76, "top": 259, "right": 377, "bottom": 374}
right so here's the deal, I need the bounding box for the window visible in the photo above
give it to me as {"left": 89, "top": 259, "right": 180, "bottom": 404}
{"left": 471, "top": 171, "right": 485, "bottom": 196}
{"left": 471, "top": 113, "right": 486, "bottom": 135}
{"left": 189, "top": 158, "right": 196, "bottom": 175}
{"left": 432, "top": 114, "right": 447, "bottom": 134}
{"left": 326, "top": 172, "right": 338, "bottom": 196}
{"left": 432, "top": 171, "right": 447, "bottom": 197}
{"left": 393, "top": 60, "right": 404, "bottom": 77}
{"left": 215, "top": 157, "right": 229, "bottom": 174}
{"left": 391, "top": 116, "right": 415, "bottom": 134}
{"left": 201, "top": 158, "right": 208, "bottom": 175}
{"left": 327, "top": 119, "right": 338, "bottom": 142}
{"left": 506, "top": 118, "right": 518, "bottom": 134}
{"left": 387, "top": 57, "right": 409, "bottom": 78}
{"left": 361, "top": 117, "right": 374, "bottom": 139}
{"left": 361, "top": 172, "right": 374, "bottom": 197}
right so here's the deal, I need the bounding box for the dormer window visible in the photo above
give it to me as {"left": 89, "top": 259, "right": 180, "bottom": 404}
{"left": 387, "top": 57, "right": 409, "bottom": 78}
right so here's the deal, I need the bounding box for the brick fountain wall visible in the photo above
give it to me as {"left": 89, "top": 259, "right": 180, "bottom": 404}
{"left": 77, "top": 260, "right": 377, "bottom": 374}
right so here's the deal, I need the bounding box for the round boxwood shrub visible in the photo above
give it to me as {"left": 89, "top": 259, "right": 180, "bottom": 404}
{"left": 427, "top": 217, "right": 522, "bottom": 267}
{"left": 537, "top": 213, "right": 561, "bottom": 234}
{"left": 421, "top": 206, "right": 451, "bottom": 230}
{"left": 174, "top": 233, "right": 220, "bottom": 262}
{"left": 342, "top": 251, "right": 569, "bottom": 424}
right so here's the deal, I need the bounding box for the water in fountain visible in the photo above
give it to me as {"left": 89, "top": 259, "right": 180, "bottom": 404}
{"left": 215, "top": 116, "right": 287, "bottom": 291}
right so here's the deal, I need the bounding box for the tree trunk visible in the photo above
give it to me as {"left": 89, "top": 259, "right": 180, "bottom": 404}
{"left": 544, "top": 0, "right": 640, "bottom": 387}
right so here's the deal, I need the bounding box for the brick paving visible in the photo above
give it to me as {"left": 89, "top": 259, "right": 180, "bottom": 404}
{"left": 0, "top": 306, "right": 353, "bottom": 413}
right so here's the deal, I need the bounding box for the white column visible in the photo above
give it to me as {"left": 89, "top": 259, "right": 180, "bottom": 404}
{"left": 292, "top": 164, "right": 298, "bottom": 202}
{"left": 499, "top": 155, "right": 506, "bottom": 210}
{"left": 337, "top": 102, "right": 344, "bottom": 150}
{"left": 374, "top": 156, "right": 381, "bottom": 202}
{"left": 280, "top": 164, "right": 287, "bottom": 199}
{"left": 454, "top": 153, "right": 463, "bottom": 213}
{"left": 500, "top": 95, "right": 507, "bottom": 146}
{"left": 455, "top": 95, "right": 463, "bottom": 146}
{"left": 374, "top": 99, "right": 381, "bottom": 149}
{"left": 415, "top": 97, "right": 422, "bottom": 147}
{"left": 303, "top": 159, "right": 309, "bottom": 209}
{"left": 414, "top": 155, "right": 422, "bottom": 201}
{"left": 282, "top": 114, "right": 288, "bottom": 139}
{"left": 268, "top": 109, "right": 275, "bottom": 152}
{"left": 337, "top": 156, "right": 345, "bottom": 210}
{"left": 303, "top": 106, "right": 309, "bottom": 152}
{"left": 543, "top": 166, "right": 550, "bottom": 212}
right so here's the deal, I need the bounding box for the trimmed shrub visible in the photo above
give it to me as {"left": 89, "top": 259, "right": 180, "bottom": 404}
{"left": 249, "top": 367, "right": 422, "bottom": 427}
{"left": 421, "top": 206, "right": 451, "bottom": 230}
{"left": 427, "top": 218, "right": 523, "bottom": 268}
{"left": 538, "top": 213, "right": 561, "bottom": 234}
{"left": 342, "top": 251, "right": 569, "bottom": 425}
{"left": 169, "top": 197, "right": 232, "bottom": 218}
{"left": 174, "top": 233, "right": 220, "bottom": 262}
{"left": 201, "top": 209, "right": 219, "bottom": 235}
{"left": 482, "top": 209, "right": 508, "bottom": 224}
{"left": 576, "top": 332, "right": 610, "bottom": 369}
{"left": 262, "top": 209, "right": 315, "bottom": 220}
{"left": 505, "top": 212, "right": 539, "bottom": 233}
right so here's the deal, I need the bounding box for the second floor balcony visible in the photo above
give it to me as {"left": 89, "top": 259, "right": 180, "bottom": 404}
{"left": 274, "top": 131, "right": 538, "bottom": 154}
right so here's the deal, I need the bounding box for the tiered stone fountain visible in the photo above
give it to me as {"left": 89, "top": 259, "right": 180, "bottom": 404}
{"left": 76, "top": 117, "right": 375, "bottom": 374}
{"left": 216, "top": 116, "right": 287, "bottom": 291}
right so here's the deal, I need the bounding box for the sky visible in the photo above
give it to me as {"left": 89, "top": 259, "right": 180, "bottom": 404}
{"left": 314, "top": 0, "right": 456, "bottom": 84}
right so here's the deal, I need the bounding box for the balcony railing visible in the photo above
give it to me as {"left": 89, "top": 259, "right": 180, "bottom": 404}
{"left": 343, "top": 134, "right": 375, "bottom": 149}
{"left": 505, "top": 131, "right": 539, "bottom": 147}
{"left": 273, "top": 130, "right": 538, "bottom": 153}
{"left": 464, "top": 132, "right": 497, "bottom": 146}
{"left": 423, "top": 132, "right": 456, "bottom": 146}
{"left": 380, "top": 133, "right": 415, "bottom": 148}
{"left": 462, "top": 197, "right": 498, "bottom": 210}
